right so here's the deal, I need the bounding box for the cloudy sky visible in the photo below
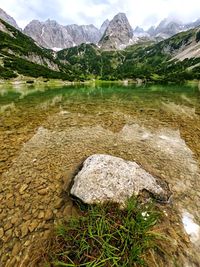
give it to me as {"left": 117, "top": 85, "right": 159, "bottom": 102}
{"left": 0, "top": 0, "right": 200, "bottom": 29}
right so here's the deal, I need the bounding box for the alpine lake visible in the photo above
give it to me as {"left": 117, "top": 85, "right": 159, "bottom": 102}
{"left": 0, "top": 81, "right": 200, "bottom": 266}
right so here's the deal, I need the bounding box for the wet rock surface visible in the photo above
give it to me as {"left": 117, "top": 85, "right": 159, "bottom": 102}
{"left": 71, "top": 154, "right": 171, "bottom": 205}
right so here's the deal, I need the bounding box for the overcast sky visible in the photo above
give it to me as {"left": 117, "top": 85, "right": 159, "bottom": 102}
{"left": 0, "top": 0, "right": 200, "bottom": 29}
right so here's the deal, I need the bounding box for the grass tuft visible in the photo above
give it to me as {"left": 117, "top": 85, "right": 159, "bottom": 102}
{"left": 44, "top": 197, "right": 166, "bottom": 267}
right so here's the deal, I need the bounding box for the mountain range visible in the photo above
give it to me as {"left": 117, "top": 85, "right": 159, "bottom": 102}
{"left": 0, "top": 7, "right": 199, "bottom": 82}
{"left": 1, "top": 7, "right": 200, "bottom": 51}
{"left": 23, "top": 19, "right": 107, "bottom": 50}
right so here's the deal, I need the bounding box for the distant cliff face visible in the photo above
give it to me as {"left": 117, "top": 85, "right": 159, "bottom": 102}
{"left": 24, "top": 20, "right": 74, "bottom": 50}
{"left": 153, "top": 19, "right": 183, "bottom": 38}
{"left": 99, "top": 13, "right": 136, "bottom": 50}
{"left": 24, "top": 20, "right": 102, "bottom": 50}
{"left": 65, "top": 24, "right": 101, "bottom": 46}
{"left": 133, "top": 26, "right": 147, "bottom": 36}
{"left": 0, "top": 8, "right": 20, "bottom": 30}
{"left": 147, "top": 18, "right": 200, "bottom": 39}
{"left": 100, "top": 19, "right": 110, "bottom": 35}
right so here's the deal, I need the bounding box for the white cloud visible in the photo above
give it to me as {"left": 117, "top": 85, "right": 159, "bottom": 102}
{"left": 0, "top": 0, "right": 200, "bottom": 29}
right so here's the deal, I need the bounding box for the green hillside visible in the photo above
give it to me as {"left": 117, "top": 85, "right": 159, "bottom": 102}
{"left": 0, "top": 17, "right": 200, "bottom": 82}
{"left": 0, "top": 19, "right": 75, "bottom": 80}
{"left": 57, "top": 28, "right": 200, "bottom": 82}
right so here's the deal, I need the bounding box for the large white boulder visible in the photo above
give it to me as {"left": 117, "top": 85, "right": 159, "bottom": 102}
{"left": 70, "top": 154, "right": 170, "bottom": 205}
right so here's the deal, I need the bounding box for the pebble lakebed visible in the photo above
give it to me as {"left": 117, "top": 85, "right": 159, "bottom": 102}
{"left": 0, "top": 83, "right": 200, "bottom": 266}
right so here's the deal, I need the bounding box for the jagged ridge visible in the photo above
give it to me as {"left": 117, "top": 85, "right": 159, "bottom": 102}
{"left": 0, "top": 16, "right": 200, "bottom": 82}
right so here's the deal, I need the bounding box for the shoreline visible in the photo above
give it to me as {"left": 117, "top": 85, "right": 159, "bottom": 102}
{"left": 0, "top": 77, "right": 200, "bottom": 87}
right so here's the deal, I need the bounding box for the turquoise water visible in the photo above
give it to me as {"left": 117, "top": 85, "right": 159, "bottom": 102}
{"left": 1, "top": 82, "right": 200, "bottom": 163}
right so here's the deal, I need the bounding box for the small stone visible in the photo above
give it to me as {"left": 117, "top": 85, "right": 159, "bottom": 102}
{"left": 44, "top": 223, "right": 52, "bottom": 230}
{"left": 55, "top": 173, "right": 62, "bottom": 180}
{"left": 4, "top": 222, "right": 12, "bottom": 231}
{"left": 11, "top": 215, "right": 21, "bottom": 225}
{"left": 12, "top": 242, "right": 21, "bottom": 256}
{"left": 72, "top": 206, "right": 79, "bottom": 217}
{"left": 62, "top": 205, "right": 72, "bottom": 218}
{"left": 54, "top": 197, "right": 63, "bottom": 209}
{"left": 43, "top": 230, "right": 51, "bottom": 239}
{"left": 8, "top": 209, "right": 15, "bottom": 216}
{"left": 21, "top": 193, "right": 31, "bottom": 199}
{"left": 33, "top": 210, "right": 39, "bottom": 219}
{"left": 14, "top": 229, "right": 20, "bottom": 238}
{"left": 4, "top": 229, "right": 13, "bottom": 242}
{"left": 24, "top": 203, "right": 31, "bottom": 212}
{"left": 6, "top": 193, "right": 13, "bottom": 199}
{"left": 7, "top": 198, "right": 15, "bottom": 209}
{"left": 28, "top": 220, "right": 39, "bottom": 232}
{"left": 38, "top": 211, "right": 45, "bottom": 219}
{"left": 21, "top": 222, "right": 29, "bottom": 237}
{"left": 0, "top": 227, "right": 4, "bottom": 238}
{"left": 0, "top": 211, "right": 6, "bottom": 221}
{"left": 19, "top": 184, "right": 28, "bottom": 194}
{"left": 44, "top": 210, "right": 53, "bottom": 221}
{"left": 53, "top": 209, "right": 58, "bottom": 214}
{"left": 15, "top": 196, "right": 22, "bottom": 207}
{"left": 24, "top": 240, "right": 31, "bottom": 247}
{"left": 38, "top": 221, "right": 45, "bottom": 230}
{"left": 38, "top": 188, "right": 49, "bottom": 195}
{"left": 23, "top": 214, "right": 32, "bottom": 221}
{"left": 43, "top": 197, "right": 51, "bottom": 205}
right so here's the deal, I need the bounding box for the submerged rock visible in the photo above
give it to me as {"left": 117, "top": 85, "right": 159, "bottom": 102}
{"left": 70, "top": 154, "right": 171, "bottom": 205}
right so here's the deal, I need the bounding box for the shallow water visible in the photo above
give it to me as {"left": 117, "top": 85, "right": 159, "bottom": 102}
{"left": 0, "top": 82, "right": 200, "bottom": 266}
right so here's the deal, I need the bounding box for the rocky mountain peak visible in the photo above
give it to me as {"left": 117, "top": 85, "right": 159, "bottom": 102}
{"left": 24, "top": 19, "right": 74, "bottom": 49}
{"left": 147, "top": 26, "right": 155, "bottom": 35}
{"left": 153, "top": 18, "right": 183, "bottom": 38}
{"left": 113, "top": 12, "right": 130, "bottom": 22}
{"left": 100, "top": 19, "right": 110, "bottom": 35}
{"left": 65, "top": 24, "right": 101, "bottom": 46}
{"left": 158, "top": 18, "right": 182, "bottom": 28}
{"left": 134, "top": 26, "right": 145, "bottom": 33}
{"left": 0, "top": 8, "right": 20, "bottom": 30}
{"left": 99, "top": 12, "right": 135, "bottom": 50}
{"left": 184, "top": 18, "right": 200, "bottom": 30}
{"left": 45, "top": 19, "right": 60, "bottom": 27}
{"left": 111, "top": 13, "right": 133, "bottom": 37}
{"left": 133, "top": 26, "right": 150, "bottom": 37}
{"left": 24, "top": 19, "right": 102, "bottom": 49}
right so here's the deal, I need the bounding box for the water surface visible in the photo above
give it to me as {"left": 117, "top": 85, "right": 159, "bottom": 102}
{"left": 0, "top": 82, "right": 200, "bottom": 266}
